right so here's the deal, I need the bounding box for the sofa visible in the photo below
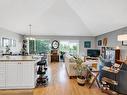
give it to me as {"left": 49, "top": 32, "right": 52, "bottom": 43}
{"left": 65, "top": 54, "right": 98, "bottom": 78}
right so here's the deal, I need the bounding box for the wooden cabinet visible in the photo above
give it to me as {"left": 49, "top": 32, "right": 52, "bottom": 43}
{"left": 51, "top": 50, "right": 59, "bottom": 62}
{"left": 102, "top": 66, "right": 119, "bottom": 94}
{"left": 51, "top": 55, "right": 59, "bottom": 62}
{"left": 115, "top": 49, "right": 120, "bottom": 62}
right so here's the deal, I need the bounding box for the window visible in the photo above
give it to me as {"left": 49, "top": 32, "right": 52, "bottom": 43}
{"left": 2, "top": 38, "right": 11, "bottom": 47}
{"left": 36, "top": 40, "right": 50, "bottom": 54}
{"left": 59, "top": 40, "right": 79, "bottom": 55}
{"left": 29, "top": 40, "right": 35, "bottom": 54}
{"left": 29, "top": 39, "right": 50, "bottom": 54}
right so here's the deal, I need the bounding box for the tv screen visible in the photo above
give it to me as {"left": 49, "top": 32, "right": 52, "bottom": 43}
{"left": 87, "top": 49, "right": 100, "bottom": 57}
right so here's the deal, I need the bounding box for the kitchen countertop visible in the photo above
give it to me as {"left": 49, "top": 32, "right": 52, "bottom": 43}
{"left": 0, "top": 56, "right": 41, "bottom": 61}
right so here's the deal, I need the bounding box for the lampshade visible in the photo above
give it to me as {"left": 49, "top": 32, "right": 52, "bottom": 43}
{"left": 117, "top": 34, "right": 127, "bottom": 41}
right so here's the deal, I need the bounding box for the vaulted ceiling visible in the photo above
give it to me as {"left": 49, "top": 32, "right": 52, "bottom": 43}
{"left": 0, "top": 0, "right": 127, "bottom": 36}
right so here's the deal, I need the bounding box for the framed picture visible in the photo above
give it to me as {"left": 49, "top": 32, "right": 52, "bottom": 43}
{"left": 122, "top": 41, "right": 127, "bottom": 46}
{"left": 98, "top": 40, "right": 102, "bottom": 46}
{"left": 84, "top": 41, "right": 91, "bottom": 48}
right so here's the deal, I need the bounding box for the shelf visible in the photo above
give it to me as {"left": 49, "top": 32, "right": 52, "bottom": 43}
{"left": 102, "top": 66, "right": 119, "bottom": 74}
{"left": 36, "top": 56, "right": 48, "bottom": 87}
{"left": 37, "top": 71, "right": 46, "bottom": 75}
{"left": 101, "top": 88, "right": 118, "bottom": 95}
{"left": 102, "top": 77, "right": 118, "bottom": 85}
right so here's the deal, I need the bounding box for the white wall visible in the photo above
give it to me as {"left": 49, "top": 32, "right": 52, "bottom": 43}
{"left": 0, "top": 27, "right": 23, "bottom": 53}
{"left": 96, "top": 26, "right": 127, "bottom": 60}
{"left": 26, "top": 35, "right": 96, "bottom": 56}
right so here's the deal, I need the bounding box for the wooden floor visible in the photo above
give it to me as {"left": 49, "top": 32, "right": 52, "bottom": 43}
{"left": 0, "top": 62, "right": 107, "bottom": 95}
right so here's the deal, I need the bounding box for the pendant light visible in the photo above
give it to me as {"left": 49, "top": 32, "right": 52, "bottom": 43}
{"left": 26, "top": 24, "right": 35, "bottom": 40}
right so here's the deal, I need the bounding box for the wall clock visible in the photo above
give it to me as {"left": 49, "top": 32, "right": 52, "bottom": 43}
{"left": 52, "top": 40, "right": 59, "bottom": 49}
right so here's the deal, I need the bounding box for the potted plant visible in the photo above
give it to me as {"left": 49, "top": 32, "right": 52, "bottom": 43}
{"left": 5, "top": 45, "right": 10, "bottom": 54}
{"left": 74, "top": 56, "right": 87, "bottom": 86}
{"left": 21, "top": 39, "right": 28, "bottom": 56}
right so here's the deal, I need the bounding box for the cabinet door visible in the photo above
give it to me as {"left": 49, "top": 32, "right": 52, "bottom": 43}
{"left": 17, "top": 62, "right": 23, "bottom": 87}
{"left": 0, "top": 62, "right": 5, "bottom": 88}
{"left": 22, "top": 62, "right": 35, "bottom": 88}
{"left": 6, "top": 62, "right": 18, "bottom": 88}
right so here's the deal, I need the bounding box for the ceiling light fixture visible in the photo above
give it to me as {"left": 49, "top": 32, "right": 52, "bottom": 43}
{"left": 26, "top": 24, "right": 35, "bottom": 40}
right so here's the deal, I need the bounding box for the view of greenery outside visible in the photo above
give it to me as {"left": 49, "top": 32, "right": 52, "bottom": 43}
{"left": 59, "top": 41, "right": 79, "bottom": 55}
{"left": 29, "top": 39, "right": 50, "bottom": 54}
{"left": 36, "top": 40, "right": 50, "bottom": 54}
{"left": 69, "top": 45, "right": 78, "bottom": 55}
{"left": 29, "top": 40, "right": 35, "bottom": 54}
{"left": 29, "top": 40, "right": 79, "bottom": 55}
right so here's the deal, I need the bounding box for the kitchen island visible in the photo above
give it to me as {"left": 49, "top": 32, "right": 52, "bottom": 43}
{"left": 0, "top": 56, "right": 41, "bottom": 89}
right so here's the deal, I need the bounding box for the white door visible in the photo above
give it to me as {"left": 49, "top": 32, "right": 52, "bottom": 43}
{"left": 6, "top": 62, "right": 18, "bottom": 88}
{"left": 22, "top": 62, "right": 34, "bottom": 88}
{"left": 0, "top": 62, "right": 6, "bottom": 88}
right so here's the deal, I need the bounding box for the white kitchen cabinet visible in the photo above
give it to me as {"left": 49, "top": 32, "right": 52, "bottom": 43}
{"left": 6, "top": 62, "right": 19, "bottom": 88}
{"left": 17, "top": 62, "right": 23, "bottom": 87}
{"left": 0, "top": 62, "right": 6, "bottom": 88}
{"left": 0, "top": 56, "right": 40, "bottom": 89}
{"left": 6, "top": 61, "right": 35, "bottom": 89}
{"left": 22, "top": 62, "right": 35, "bottom": 88}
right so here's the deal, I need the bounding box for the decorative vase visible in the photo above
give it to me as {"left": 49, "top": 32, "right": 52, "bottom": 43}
{"left": 77, "top": 77, "right": 85, "bottom": 86}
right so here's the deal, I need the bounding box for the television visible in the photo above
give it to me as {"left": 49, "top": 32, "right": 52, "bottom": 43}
{"left": 87, "top": 49, "right": 100, "bottom": 57}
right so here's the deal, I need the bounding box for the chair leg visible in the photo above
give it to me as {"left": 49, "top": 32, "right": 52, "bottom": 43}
{"left": 89, "top": 73, "right": 99, "bottom": 88}
{"left": 96, "top": 79, "right": 100, "bottom": 88}
{"left": 89, "top": 77, "right": 96, "bottom": 88}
